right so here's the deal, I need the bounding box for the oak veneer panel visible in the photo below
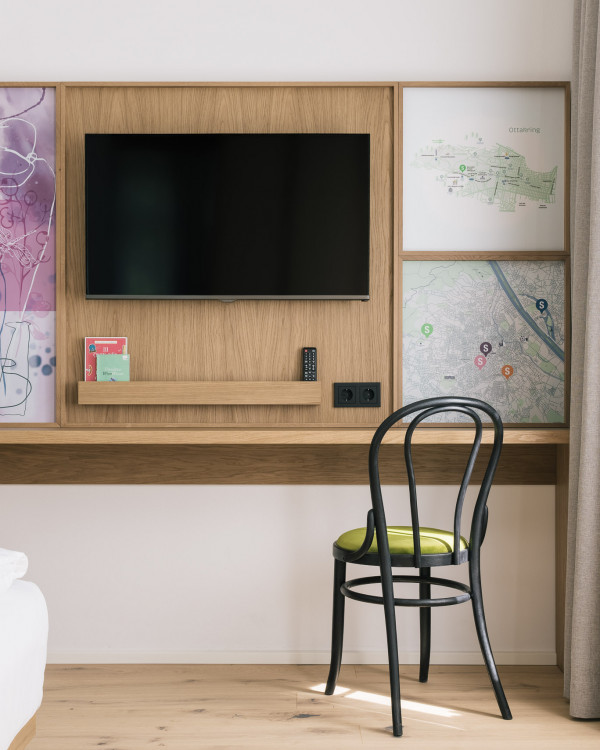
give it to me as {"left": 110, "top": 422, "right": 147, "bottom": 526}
{"left": 55, "top": 84, "right": 66, "bottom": 426}
{"left": 63, "top": 85, "right": 394, "bottom": 427}
{"left": 392, "top": 82, "right": 401, "bottom": 410}
{"left": 0, "top": 427, "right": 570, "bottom": 445}
{"left": 77, "top": 381, "right": 322, "bottom": 405}
{"left": 0, "top": 444, "right": 555, "bottom": 484}
{"left": 555, "top": 444, "right": 568, "bottom": 671}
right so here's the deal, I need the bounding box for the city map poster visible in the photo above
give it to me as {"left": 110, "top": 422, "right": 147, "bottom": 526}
{"left": 403, "top": 86, "right": 566, "bottom": 251}
{"left": 402, "top": 260, "right": 565, "bottom": 424}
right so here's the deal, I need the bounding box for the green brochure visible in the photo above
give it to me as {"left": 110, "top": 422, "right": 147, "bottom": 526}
{"left": 96, "top": 354, "right": 130, "bottom": 382}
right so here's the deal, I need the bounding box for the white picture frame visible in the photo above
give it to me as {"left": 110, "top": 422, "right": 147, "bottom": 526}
{"left": 402, "top": 86, "right": 567, "bottom": 252}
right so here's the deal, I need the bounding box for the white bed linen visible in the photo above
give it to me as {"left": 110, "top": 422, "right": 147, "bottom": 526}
{"left": 0, "top": 549, "right": 28, "bottom": 596}
{"left": 0, "top": 581, "right": 48, "bottom": 750}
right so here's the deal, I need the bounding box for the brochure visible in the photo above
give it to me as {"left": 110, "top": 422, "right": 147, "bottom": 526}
{"left": 96, "top": 354, "right": 131, "bottom": 382}
{"left": 84, "top": 337, "right": 128, "bottom": 381}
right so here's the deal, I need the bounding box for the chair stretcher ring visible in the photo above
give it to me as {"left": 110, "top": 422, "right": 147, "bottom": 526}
{"left": 341, "top": 574, "right": 472, "bottom": 607}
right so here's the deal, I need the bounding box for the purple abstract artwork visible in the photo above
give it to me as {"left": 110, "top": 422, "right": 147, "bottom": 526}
{"left": 0, "top": 87, "right": 55, "bottom": 422}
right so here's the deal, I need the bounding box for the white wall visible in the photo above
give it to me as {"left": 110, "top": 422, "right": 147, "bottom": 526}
{"left": 0, "top": 0, "right": 572, "bottom": 664}
{"left": 3, "top": 0, "right": 572, "bottom": 82}
{"left": 4, "top": 484, "right": 554, "bottom": 664}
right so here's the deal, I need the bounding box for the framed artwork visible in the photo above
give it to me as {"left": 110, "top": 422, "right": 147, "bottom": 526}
{"left": 402, "top": 259, "right": 566, "bottom": 424}
{"left": 0, "top": 87, "right": 56, "bottom": 423}
{"left": 402, "top": 86, "right": 567, "bottom": 252}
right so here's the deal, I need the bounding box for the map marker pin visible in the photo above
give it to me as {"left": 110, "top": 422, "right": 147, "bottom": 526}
{"left": 459, "top": 164, "right": 466, "bottom": 173}
{"left": 421, "top": 323, "right": 433, "bottom": 338}
{"left": 480, "top": 341, "right": 492, "bottom": 355}
{"left": 474, "top": 355, "right": 487, "bottom": 370}
{"left": 502, "top": 365, "right": 514, "bottom": 380}
{"left": 536, "top": 298, "right": 548, "bottom": 312}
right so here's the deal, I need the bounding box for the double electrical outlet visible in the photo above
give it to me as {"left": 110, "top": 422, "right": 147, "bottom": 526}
{"left": 333, "top": 382, "right": 381, "bottom": 407}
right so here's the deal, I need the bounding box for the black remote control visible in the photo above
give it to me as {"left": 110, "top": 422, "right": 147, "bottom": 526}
{"left": 302, "top": 347, "right": 317, "bottom": 381}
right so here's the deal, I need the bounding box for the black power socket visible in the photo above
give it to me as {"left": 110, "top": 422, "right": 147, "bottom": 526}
{"left": 334, "top": 382, "right": 381, "bottom": 407}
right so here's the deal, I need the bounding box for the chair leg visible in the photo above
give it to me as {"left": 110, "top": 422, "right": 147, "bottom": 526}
{"left": 418, "top": 566, "right": 431, "bottom": 683}
{"left": 469, "top": 557, "right": 512, "bottom": 720}
{"left": 325, "top": 559, "right": 346, "bottom": 695}
{"left": 380, "top": 562, "right": 403, "bottom": 736}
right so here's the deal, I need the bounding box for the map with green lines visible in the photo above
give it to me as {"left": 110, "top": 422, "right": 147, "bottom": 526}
{"left": 402, "top": 86, "right": 565, "bottom": 251}
{"left": 413, "top": 136, "right": 557, "bottom": 213}
{"left": 403, "top": 261, "right": 565, "bottom": 423}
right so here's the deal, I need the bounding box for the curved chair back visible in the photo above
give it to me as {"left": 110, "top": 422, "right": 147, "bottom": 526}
{"left": 368, "top": 396, "right": 503, "bottom": 568}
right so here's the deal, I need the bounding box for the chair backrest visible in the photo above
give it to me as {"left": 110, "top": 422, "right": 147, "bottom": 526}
{"left": 368, "top": 397, "right": 503, "bottom": 568}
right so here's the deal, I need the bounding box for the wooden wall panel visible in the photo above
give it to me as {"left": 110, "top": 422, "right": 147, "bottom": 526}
{"left": 555, "top": 444, "right": 569, "bottom": 671}
{"left": 0, "top": 444, "right": 555, "bottom": 484}
{"left": 63, "top": 86, "right": 394, "bottom": 427}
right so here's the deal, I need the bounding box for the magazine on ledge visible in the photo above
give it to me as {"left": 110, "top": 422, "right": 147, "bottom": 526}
{"left": 84, "top": 337, "right": 128, "bottom": 381}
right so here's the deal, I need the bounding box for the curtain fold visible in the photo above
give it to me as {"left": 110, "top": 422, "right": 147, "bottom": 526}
{"left": 565, "top": 0, "right": 600, "bottom": 719}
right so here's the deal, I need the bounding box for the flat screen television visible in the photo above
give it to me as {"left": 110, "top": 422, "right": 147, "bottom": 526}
{"left": 85, "top": 133, "right": 370, "bottom": 300}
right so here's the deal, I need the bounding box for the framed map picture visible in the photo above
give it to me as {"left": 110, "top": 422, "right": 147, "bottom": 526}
{"left": 402, "top": 86, "right": 567, "bottom": 252}
{"left": 402, "top": 260, "right": 565, "bottom": 424}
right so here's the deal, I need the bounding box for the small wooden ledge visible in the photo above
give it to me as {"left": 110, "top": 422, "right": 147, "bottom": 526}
{"left": 77, "top": 380, "right": 322, "bottom": 406}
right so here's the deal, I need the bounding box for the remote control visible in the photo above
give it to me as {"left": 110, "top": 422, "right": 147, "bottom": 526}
{"left": 302, "top": 347, "right": 317, "bottom": 381}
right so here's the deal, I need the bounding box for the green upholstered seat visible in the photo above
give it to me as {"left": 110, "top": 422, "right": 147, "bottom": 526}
{"left": 335, "top": 526, "right": 468, "bottom": 556}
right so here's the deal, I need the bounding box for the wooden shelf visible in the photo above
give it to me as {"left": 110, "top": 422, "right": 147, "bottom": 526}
{"left": 0, "top": 427, "right": 569, "bottom": 446}
{"left": 77, "top": 381, "right": 322, "bottom": 406}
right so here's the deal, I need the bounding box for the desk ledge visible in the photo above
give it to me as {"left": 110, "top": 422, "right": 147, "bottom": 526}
{"left": 0, "top": 428, "right": 569, "bottom": 445}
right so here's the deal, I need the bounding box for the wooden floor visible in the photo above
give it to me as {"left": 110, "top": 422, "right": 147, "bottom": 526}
{"left": 31, "top": 664, "right": 599, "bottom": 749}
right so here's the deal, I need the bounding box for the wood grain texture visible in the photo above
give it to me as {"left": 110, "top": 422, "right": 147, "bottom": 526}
{"left": 392, "top": 82, "right": 401, "bottom": 411}
{"left": 400, "top": 251, "right": 569, "bottom": 260}
{"left": 77, "top": 381, "right": 322, "bottom": 405}
{"left": 62, "top": 85, "right": 394, "bottom": 427}
{"left": 0, "top": 427, "right": 570, "bottom": 445}
{"left": 564, "top": 83, "right": 572, "bottom": 256}
{"left": 8, "top": 715, "right": 36, "bottom": 750}
{"left": 32, "top": 665, "right": 596, "bottom": 749}
{"left": 563, "top": 248, "right": 572, "bottom": 425}
{"left": 555, "top": 444, "right": 569, "bottom": 671}
{"left": 55, "top": 84, "right": 66, "bottom": 426}
{"left": 401, "top": 81, "right": 571, "bottom": 88}
{"left": 0, "top": 444, "right": 556, "bottom": 484}
{"left": 62, "top": 82, "right": 399, "bottom": 88}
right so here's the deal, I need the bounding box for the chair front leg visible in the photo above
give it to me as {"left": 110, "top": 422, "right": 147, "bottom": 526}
{"left": 380, "top": 561, "right": 403, "bottom": 736}
{"left": 419, "top": 566, "right": 431, "bottom": 683}
{"left": 325, "top": 558, "right": 346, "bottom": 695}
{"left": 469, "top": 554, "right": 512, "bottom": 720}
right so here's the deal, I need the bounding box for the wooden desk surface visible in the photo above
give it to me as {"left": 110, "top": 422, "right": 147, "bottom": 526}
{"left": 0, "top": 427, "right": 569, "bottom": 445}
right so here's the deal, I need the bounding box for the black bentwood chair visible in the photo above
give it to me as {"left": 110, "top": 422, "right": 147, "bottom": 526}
{"left": 325, "top": 397, "right": 512, "bottom": 737}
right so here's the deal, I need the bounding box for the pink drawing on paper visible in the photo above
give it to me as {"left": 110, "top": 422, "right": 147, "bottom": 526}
{"left": 0, "top": 87, "right": 55, "bottom": 421}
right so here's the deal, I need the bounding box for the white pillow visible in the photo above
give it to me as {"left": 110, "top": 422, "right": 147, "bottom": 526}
{"left": 0, "top": 549, "right": 28, "bottom": 596}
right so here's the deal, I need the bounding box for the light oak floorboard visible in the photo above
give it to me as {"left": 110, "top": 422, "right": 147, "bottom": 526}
{"left": 31, "top": 665, "right": 599, "bottom": 749}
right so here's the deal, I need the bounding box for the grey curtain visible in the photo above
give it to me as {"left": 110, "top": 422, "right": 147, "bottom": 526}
{"left": 565, "top": 0, "right": 600, "bottom": 719}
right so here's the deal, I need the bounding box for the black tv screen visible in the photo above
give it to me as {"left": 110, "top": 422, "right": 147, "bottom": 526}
{"left": 85, "top": 133, "right": 370, "bottom": 299}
